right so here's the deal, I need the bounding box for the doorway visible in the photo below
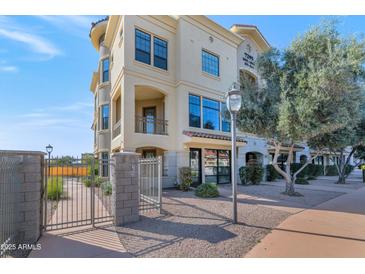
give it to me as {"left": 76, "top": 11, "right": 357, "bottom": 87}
{"left": 189, "top": 148, "right": 202, "bottom": 187}
{"left": 143, "top": 106, "right": 156, "bottom": 134}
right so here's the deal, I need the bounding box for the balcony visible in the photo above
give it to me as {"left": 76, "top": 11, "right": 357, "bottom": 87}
{"left": 135, "top": 115, "right": 168, "bottom": 135}
{"left": 113, "top": 120, "right": 121, "bottom": 139}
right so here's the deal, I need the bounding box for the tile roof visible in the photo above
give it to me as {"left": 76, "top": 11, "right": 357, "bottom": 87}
{"left": 183, "top": 130, "right": 247, "bottom": 143}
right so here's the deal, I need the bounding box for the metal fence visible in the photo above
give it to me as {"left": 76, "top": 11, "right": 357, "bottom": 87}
{"left": 138, "top": 157, "right": 162, "bottom": 213}
{"left": 0, "top": 157, "right": 21, "bottom": 258}
{"left": 135, "top": 116, "right": 168, "bottom": 135}
{"left": 43, "top": 157, "right": 113, "bottom": 231}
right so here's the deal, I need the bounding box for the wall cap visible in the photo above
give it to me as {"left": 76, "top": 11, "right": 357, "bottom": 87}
{"left": 0, "top": 150, "right": 46, "bottom": 156}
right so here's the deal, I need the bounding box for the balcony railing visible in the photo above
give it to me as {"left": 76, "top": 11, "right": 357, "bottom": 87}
{"left": 135, "top": 116, "right": 168, "bottom": 135}
{"left": 112, "top": 120, "right": 121, "bottom": 139}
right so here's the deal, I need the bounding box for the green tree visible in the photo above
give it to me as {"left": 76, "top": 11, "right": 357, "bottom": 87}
{"left": 236, "top": 21, "right": 365, "bottom": 195}
{"left": 309, "top": 117, "right": 365, "bottom": 183}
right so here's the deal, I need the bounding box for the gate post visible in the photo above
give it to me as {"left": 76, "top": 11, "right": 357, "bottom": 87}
{"left": 110, "top": 152, "right": 140, "bottom": 226}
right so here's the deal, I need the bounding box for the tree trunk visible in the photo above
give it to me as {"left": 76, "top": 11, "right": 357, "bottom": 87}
{"left": 334, "top": 148, "right": 355, "bottom": 184}
{"left": 271, "top": 142, "right": 297, "bottom": 196}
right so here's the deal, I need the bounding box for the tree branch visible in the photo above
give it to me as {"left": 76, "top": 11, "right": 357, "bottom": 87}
{"left": 293, "top": 150, "right": 322, "bottom": 179}
{"left": 272, "top": 142, "right": 291, "bottom": 181}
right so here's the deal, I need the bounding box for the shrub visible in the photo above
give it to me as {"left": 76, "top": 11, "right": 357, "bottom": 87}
{"left": 266, "top": 164, "right": 280, "bottom": 181}
{"left": 291, "top": 163, "right": 324, "bottom": 179}
{"left": 195, "top": 183, "right": 219, "bottom": 198}
{"left": 307, "top": 164, "right": 324, "bottom": 177}
{"left": 325, "top": 165, "right": 338, "bottom": 176}
{"left": 179, "top": 167, "right": 192, "bottom": 191}
{"left": 239, "top": 165, "right": 264, "bottom": 185}
{"left": 250, "top": 165, "right": 264, "bottom": 184}
{"left": 239, "top": 166, "right": 249, "bottom": 184}
{"left": 82, "top": 176, "right": 104, "bottom": 187}
{"left": 94, "top": 176, "right": 104, "bottom": 187}
{"left": 82, "top": 177, "right": 92, "bottom": 187}
{"left": 291, "top": 163, "right": 306, "bottom": 178}
{"left": 295, "top": 177, "right": 309, "bottom": 184}
{"left": 345, "top": 165, "right": 355, "bottom": 175}
{"left": 101, "top": 181, "right": 112, "bottom": 195}
{"left": 47, "top": 177, "right": 63, "bottom": 200}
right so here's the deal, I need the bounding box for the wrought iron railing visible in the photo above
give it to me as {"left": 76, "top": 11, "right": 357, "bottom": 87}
{"left": 135, "top": 116, "right": 168, "bottom": 135}
{"left": 0, "top": 157, "right": 21, "bottom": 258}
{"left": 113, "top": 120, "right": 121, "bottom": 139}
{"left": 138, "top": 157, "right": 162, "bottom": 213}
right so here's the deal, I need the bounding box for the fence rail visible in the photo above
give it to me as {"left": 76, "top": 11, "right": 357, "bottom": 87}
{"left": 0, "top": 157, "right": 21, "bottom": 258}
{"left": 138, "top": 157, "right": 162, "bottom": 213}
{"left": 135, "top": 115, "right": 168, "bottom": 135}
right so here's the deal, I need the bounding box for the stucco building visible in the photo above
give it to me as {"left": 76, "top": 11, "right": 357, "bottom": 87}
{"left": 89, "top": 15, "right": 352, "bottom": 186}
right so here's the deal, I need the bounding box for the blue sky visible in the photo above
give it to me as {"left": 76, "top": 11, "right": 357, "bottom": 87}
{"left": 0, "top": 16, "right": 364, "bottom": 157}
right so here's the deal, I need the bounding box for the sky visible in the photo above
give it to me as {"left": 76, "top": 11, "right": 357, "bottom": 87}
{"left": 0, "top": 15, "right": 365, "bottom": 157}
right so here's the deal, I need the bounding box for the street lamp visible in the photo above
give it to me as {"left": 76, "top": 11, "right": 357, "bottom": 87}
{"left": 225, "top": 83, "right": 242, "bottom": 224}
{"left": 46, "top": 144, "right": 53, "bottom": 176}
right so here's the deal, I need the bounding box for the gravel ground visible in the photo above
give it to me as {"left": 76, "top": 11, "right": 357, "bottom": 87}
{"left": 115, "top": 183, "right": 348, "bottom": 257}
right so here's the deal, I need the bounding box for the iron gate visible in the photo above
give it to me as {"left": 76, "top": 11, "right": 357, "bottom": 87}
{"left": 138, "top": 157, "right": 162, "bottom": 213}
{"left": 43, "top": 157, "right": 113, "bottom": 231}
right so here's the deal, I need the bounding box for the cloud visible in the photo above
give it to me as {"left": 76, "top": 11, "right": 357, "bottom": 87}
{"left": 0, "top": 16, "right": 62, "bottom": 60}
{"left": 37, "top": 16, "right": 99, "bottom": 39}
{"left": 14, "top": 101, "right": 93, "bottom": 130}
{"left": 0, "top": 28, "right": 62, "bottom": 59}
{"left": 0, "top": 65, "right": 17, "bottom": 72}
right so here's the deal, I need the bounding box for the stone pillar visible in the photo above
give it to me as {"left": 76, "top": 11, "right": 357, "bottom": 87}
{"left": 0, "top": 150, "right": 45, "bottom": 256}
{"left": 110, "top": 152, "right": 140, "bottom": 226}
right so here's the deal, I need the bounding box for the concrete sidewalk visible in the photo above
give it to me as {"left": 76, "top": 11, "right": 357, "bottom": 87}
{"left": 246, "top": 184, "right": 365, "bottom": 258}
{"left": 29, "top": 225, "right": 132, "bottom": 258}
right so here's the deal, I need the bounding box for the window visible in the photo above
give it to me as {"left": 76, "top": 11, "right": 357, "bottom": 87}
{"left": 204, "top": 149, "right": 231, "bottom": 184}
{"left": 221, "top": 102, "right": 231, "bottom": 132}
{"left": 202, "top": 50, "right": 219, "bottom": 77}
{"left": 101, "top": 152, "right": 109, "bottom": 177}
{"left": 102, "top": 58, "right": 109, "bottom": 82}
{"left": 135, "top": 29, "right": 151, "bottom": 65}
{"left": 203, "top": 98, "right": 220, "bottom": 130}
{"left": 189, "top": 95, "right": 201, "bottom": 128}
{"left": 101, "top": 104, "right": 109, "bottom": 130}
{"left": 154, "top": 37, "right": 168, "bottom": 70}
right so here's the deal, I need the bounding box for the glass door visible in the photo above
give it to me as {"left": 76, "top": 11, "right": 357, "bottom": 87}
{"left": 218, "top": 150, "right": 231, "bottom": 184}
{"left": 190, "top": 148, "right": 202, "bottom": 186}
{"left": 143, "top": 107, "right": 156, "bottom": 134}
{"left": 203, "top": 149, "right": 231, "bottom": 184}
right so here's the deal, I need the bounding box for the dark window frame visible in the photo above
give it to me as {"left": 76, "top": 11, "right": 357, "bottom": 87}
{"left": 153, "top": 36, "right": 168, "bottom": 70}
{"left": 101, "top": 104, "right": 109, "bottom": 130}
{"left": 135, "top": 29, "right": 151, "bottom": 65}
{"left": 202, "top": 97, "right": 220, "bottom": 131}
{"left": 189, "top": 94, "right": 201, "bottom": 128}
{"left": 101, "top": 58, "right": 109, "bottom": 82}
{"left": 202, "top": 49, "right": 220, "bottom": 77}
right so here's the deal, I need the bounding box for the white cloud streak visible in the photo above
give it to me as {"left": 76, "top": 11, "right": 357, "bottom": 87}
{"left": 0, "top": 65, "right": 17, "bottom": 72}
{"left": 36, "top": 16, "right": 99, "bottom": 39}
{"left": 0, "top": 28, "right": 62, "bottom": 59}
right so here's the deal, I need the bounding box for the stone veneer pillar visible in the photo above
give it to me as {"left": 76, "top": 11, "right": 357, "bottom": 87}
{"left": 0, "top": 150, "right": 45, "bottom": 256}
{"left": 110, "top": 152, "right": 140, "bottom": 226}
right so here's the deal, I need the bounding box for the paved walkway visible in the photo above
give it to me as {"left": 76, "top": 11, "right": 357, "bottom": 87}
{"left": 30, "top": 178, "right": 128, "bottom": 258}
{"left": 30, "top": 225, "right": 132, "bottom": 258}
{"left": 246, "top": 171, "right": 365, "bottom": 258}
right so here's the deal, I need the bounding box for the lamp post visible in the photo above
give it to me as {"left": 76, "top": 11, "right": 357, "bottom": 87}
{"left": 46, "top": 144, "right": 53, "bottom": 176}
{"left": 225, "top": 83, "right": 242, "bottom": 224}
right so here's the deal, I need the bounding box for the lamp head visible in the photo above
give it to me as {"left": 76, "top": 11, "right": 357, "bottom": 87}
{"left": 226, "top": 83, "right": 242, "bottom": 113}
{"left": 46, "top": 144, "right": 53, "bottom": 154}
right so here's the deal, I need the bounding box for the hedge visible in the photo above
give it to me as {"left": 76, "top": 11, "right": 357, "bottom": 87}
{"left": 266, "top": 164, "right": 280, "bottom": 181}
{"left": 239, "top": 165, "right": 264, "bottom": 185}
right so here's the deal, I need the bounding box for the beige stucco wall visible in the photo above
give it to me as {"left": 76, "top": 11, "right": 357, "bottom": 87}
{"left": 106, "top": 15, "right": 243, "bottom": 155}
